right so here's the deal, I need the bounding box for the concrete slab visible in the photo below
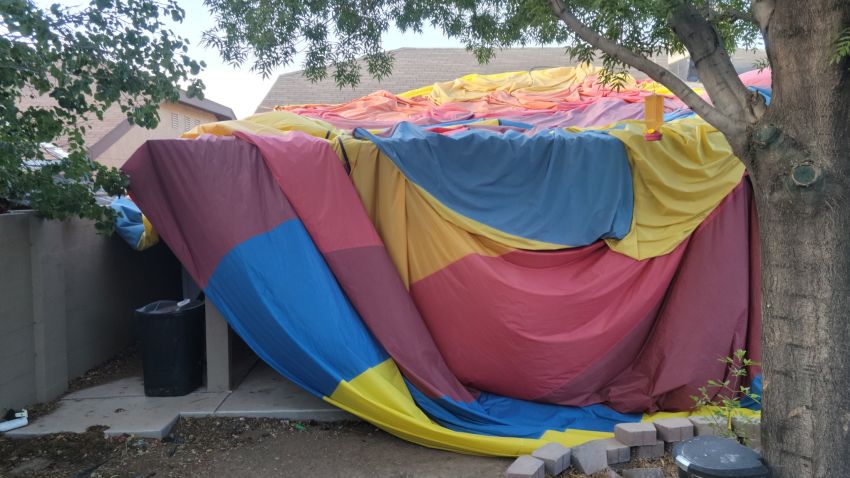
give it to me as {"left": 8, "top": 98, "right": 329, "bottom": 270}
{"left": 214, "top": 363, "right": 355, "bottom": 421}
{"left": 6, "top": 362, "right": 356, "bottom": 439}
{"left": 64, "top": 376, "right": 147, "bottom": 399}
{"left": 6, "top": 392, "right": 227, "bottom": 439}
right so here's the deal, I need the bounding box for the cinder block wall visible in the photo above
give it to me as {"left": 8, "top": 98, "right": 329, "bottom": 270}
{"left": 0, "top": 211, "right": 181, "bottom": 413}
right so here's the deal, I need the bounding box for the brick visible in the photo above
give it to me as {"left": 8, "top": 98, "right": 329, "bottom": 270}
{"left": 622, "top": 468, "right": 665, "bottom": 478}
{"left": 633, "top": 440, "right": 664, "bottom": 459}
{"left": 615, "top": 422, "right": 657, "bottom": 446}
{"left": 572, "top": 440, "right": 608, "bottom": 475}
{"left": 506, "top": 455, "right": 545, "bottom": 478}
{"left": 531, "top": 442, "right": 570, "bottom": 476}
{"left": 688, "top": 416, "right": 722, "bottom": 436}
{"left": 599, "top": 438, "right": 631, "bottom": 464}
{"left": 732, "top": 415, "right": 761, "bottom": 442}
{"left": 653, "top": 417, "right": 694, "bottom": 442}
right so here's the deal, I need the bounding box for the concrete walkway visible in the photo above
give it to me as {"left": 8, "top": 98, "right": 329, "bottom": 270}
{"left": 5, "top": 362, "right": 355, "bottom": 439}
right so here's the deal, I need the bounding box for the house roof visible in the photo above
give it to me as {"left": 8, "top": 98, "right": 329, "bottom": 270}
{"left": 83, "top": 93, "right": 234, "bottom": 160}
{"left": 178, "top": 92, "right": 236, "bottom": 121}
{"left": 256, "top": 47, "right": 765, "bottom": 112}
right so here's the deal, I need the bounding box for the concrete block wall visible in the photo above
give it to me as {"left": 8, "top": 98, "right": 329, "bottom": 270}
{"left": 0, "top": 211, "right": 181, "bottom": 413}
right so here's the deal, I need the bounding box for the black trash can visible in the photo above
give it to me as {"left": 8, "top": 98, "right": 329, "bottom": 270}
{"left": 135, "top": 299, "right": 205, "bottom": 397}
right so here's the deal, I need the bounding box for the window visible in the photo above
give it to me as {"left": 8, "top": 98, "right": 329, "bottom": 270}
{"left": 184, "top": 115, "right": 191, "bottom": 132}
{"left": 170, "top": 112, "right": 179, "bottom": 129}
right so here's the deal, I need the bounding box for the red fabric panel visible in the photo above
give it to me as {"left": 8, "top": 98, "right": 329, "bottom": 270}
{"left": 234, "top": 131, "right": 383, "bottom": 254}
{"left": 240, "top": 132, "right": 474, "bottom": 402}
{"left": 122, "top": 137, "right": 296, "bottom": 287}
{"left": 597, "top": 180, "right": 757, "bottom": 412}
{"left": 325, "top": 247, "right": 474, "bottom": 402}
{"left": 409, "top": 181, "right": 759, "bottom": 412}
{"left": 409, "top": 235, "right": 683, "bottom": 404}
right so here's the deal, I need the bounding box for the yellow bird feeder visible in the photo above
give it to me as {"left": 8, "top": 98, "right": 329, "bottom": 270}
{"left": 643, "top": 94, "right": 664, "bottom": 141}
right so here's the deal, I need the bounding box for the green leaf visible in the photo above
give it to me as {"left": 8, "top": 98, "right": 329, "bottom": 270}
{"left": 0, "top": 0, "right": 204, "bottom": 230}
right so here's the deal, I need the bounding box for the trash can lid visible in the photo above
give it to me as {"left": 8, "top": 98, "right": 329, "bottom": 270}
{"left": 136, "top": 299, "right": 204, "bottom": 315}
{"left": 673, "top": 436, "right": 768, "bottom": 478}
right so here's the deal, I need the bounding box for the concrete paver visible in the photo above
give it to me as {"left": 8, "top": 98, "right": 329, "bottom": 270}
{"left": 506, "top": 455, "right": 545, "bottom": 478}
{"left": 572, "top": 439, "right": 608, "bottom": 475}
{"left": 653, "top": 417, "right": 694, "bottom": 442}
{"left": 531, "top": 442, "right": 570, "bottom": 475}
{"left": 615, "top": 422, "right": 657, "bottom": 446}
{"left": 600, "top": 437, "right": 631, "bottom": 464}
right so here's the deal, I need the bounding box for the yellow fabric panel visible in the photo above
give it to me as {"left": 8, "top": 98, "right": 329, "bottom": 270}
{"left": 398, "top": 65, "right": 599, "bottom": 103}
{"left": 605, "top": 119, "right": 746, "bottom": 259}
{"left": 396, "top": 65, "right": 706, "bottom": 108}
{"left": 641, "top": 407, "right": 760, "bottom": 423}
{"left": 326, "top": 358, "right": 729, "bottom": 456}
{"left": 341, "top": 136, "right": 516, "bottom": 286}
{"left": 136, "top": 214, "right": 160, "bottom": 251}
{"left": 182, "top": 111, "right": 337, "bottom": 139}
{"left": 326, "top": 358, "right": 609, "bottom": 456}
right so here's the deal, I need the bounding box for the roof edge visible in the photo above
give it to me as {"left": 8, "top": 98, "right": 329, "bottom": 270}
{"left": 177, "top": 91, "right": 236, "bottom": 121}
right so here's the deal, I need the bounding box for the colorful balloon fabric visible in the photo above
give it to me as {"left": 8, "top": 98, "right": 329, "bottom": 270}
{"left": 121, "top": 65, "right": 765, "bottom": 456}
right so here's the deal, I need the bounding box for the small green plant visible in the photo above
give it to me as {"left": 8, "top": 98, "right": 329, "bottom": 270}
{"left": 691, "top": 349, "right": 760, "bottom": 441}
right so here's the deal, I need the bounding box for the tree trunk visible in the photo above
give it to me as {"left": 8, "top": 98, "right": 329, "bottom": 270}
{"left": 747, "top": 2, "right": 850, "bottom": 476}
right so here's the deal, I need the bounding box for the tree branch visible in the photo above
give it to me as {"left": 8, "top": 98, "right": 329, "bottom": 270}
{"left": 547, "top": 0, "right": 741, "bottom": 137}
{"left": 751, "top": 0, "right": 775, "bottom": 36}
{"left": 707, "top": 9, "right": 753, "bottom": 24}
{"left": 668, "top": 3, "right": 763, "bottom": 125}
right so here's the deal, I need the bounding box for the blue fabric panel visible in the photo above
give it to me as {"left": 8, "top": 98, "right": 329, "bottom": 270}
{"left": 664, "top": 87, "right": 771, "bottom": 123}
{"left": 423, "top": 118, "right": 534, "bottom": 130}
{"left": 205, "top": 219, "right": 389, "bottom": 398}
{"left": 741, "top": 374, "right": 762, "bottom": 410}
{"left": 664, "top": 109, "right": 696, "bottom": 122}
{"left": 354, "top": 122, "right": 634, "bottom": 246}
{"left": 407, "top": 380, "right": 641, "bottom": 438}
{"left": 111, "top": 197, "right": 144, "bottom": 249}
{"left": 749, "top": 87, "right": 771, "bottom": 105}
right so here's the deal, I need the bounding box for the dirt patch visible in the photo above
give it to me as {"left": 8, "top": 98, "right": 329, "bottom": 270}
{"left": 0, "top": 426, "right": 115, "bottom": 477}
{"left": 1, "top": 417, "right": 682, "bottom": 477}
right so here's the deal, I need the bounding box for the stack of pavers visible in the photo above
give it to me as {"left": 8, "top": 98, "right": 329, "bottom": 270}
{"left": 505, "top": 415, "right": 760, "bottom": 477}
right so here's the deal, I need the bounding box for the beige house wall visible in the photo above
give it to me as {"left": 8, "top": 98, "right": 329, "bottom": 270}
{"left": 95, "top": 103, "right": 219, "bottom": 169}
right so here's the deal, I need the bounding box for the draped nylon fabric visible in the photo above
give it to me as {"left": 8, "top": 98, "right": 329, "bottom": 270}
{"left": 120, "top": 66, "right": 763, "bottom": 456}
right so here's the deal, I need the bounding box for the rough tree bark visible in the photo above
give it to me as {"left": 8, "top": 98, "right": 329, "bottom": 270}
{"left": 550, "top": 0, "right": 850, "bottom": 476}
{"left": 747, "top": 1, "right": 850, "bottom": 476}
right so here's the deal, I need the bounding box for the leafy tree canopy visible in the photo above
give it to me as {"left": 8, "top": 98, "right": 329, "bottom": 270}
{"left": 1, "top": 0, "right": 204, "bottom": 232}
{"left": 202, "top": 0, "right": 760, "bottom": 88}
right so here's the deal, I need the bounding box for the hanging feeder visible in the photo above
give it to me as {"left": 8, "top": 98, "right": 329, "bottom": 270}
{"left": 644, "top": 94, "right": 664, "bottom": 141}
